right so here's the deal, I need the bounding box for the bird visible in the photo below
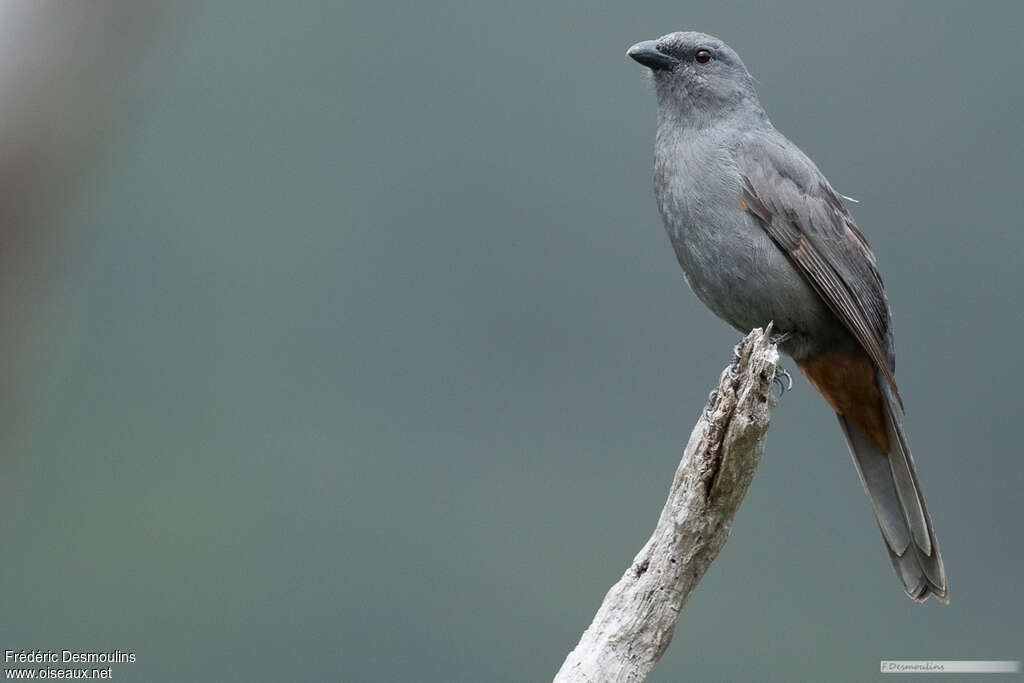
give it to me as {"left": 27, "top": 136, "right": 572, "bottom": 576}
{"left": 627, "top": 31, "right": 947, "bottom": 602}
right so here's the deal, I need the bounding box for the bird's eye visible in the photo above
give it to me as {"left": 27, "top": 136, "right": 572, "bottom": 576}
{"left": 695, "top": 50, "right": 712, "bottom": 64}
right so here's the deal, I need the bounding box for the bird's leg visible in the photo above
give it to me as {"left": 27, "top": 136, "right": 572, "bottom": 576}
{"left": 766, "top": 329, "right": 794, "bottom": 397}
{"left": 727, "top": 331, "right": 794, "bottom": 398}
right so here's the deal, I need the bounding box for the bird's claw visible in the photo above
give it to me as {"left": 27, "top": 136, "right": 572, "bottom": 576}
{"left": 773, "top": 367, "right": 793, "bottom": 397}
{"left": 727, "top": 341, "right": 744, "bottom": 380}
{"left": 703, "top": 388, "right": 719, "bottom": 419}
{"left": 732, "top": 341, "right": 744, "bottom": 364}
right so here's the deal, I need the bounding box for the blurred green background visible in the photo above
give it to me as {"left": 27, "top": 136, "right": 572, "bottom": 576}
{"left": 0, "top": 1, "right": 1021, "bottom": 681}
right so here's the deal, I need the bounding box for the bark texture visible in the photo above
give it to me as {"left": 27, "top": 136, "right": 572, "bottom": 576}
{"left": 554, "top": 327, "right": 781, "bottom": 683}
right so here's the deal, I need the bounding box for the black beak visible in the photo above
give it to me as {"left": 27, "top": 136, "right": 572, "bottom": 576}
{"left": 627, "top": 40, "right": 676, "bottom": 71}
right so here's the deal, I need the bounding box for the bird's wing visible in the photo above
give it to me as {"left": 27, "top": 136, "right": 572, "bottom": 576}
{"left": 733, "top": 133, "right": 901, "bottom": 407}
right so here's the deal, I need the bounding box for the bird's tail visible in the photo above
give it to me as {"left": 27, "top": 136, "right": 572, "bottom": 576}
{"left": 837, "top": 376, "right": 948, "bottom": 602}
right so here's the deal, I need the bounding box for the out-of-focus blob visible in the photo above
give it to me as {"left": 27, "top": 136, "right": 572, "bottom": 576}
{"left": 0, "top": 1, "right": 171, "bottom": 367}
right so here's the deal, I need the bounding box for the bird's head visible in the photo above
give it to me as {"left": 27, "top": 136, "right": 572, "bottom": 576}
{"left": 628, "top": 32, "right": 761, "bottom": 123}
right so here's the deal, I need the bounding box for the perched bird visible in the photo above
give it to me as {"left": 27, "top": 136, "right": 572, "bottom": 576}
{"left": 627, "top": 31, "right": 947, "bottom": 602}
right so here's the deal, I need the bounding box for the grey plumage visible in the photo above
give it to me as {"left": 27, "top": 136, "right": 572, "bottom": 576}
{"left": 629, "top": 31, "right": 947, "bottom": 602}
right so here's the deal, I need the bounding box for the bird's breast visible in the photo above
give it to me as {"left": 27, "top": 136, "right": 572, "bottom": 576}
{"left": 652, "top": 130, "right": 835, "bottom": 347}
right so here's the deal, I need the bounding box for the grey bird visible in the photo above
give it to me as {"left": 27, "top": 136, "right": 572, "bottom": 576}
{"left": 628, "top": 31, "right": 947, "bottom": 602}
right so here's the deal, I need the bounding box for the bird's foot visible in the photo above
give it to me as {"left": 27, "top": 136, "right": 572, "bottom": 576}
{"left": 769, "top": 330, "right": 793, "bottom": 346}
{"left": 727, "top": 340, "right": 744, "bottom": 380}
{"left": 732, "top": 340, "right": 744, "bottom": 363}
{"left": 773, "top": 366, "right": 793, "bottom": 397}
{"left": 703, "top": 388, "right": 719, "bottom": 419}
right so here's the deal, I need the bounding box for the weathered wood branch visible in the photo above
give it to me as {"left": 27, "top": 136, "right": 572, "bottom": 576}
{"left": 554, "top": 327, "right": 781, "bottom": 683}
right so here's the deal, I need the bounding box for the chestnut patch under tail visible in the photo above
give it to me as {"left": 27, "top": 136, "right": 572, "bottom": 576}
{"left": 798, "top": 349, "right": 947, "bottom": 602}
